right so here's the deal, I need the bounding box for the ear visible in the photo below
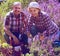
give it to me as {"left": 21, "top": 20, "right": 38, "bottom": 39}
{"left": 11, "top": 5, "right": 14, "bottom": 10}
{"left": 27, "top": 7, "right": 29, "bottom": 12}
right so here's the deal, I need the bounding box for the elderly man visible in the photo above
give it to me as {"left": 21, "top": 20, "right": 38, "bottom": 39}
{"left": 4, "top": 2, "right": 29, "bottom": 56}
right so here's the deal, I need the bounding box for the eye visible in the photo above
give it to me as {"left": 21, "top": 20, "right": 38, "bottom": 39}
{"left": 34, "top": 10, "right": 36, "bottom": 12}
{"left": 18, "top": 8, "right": 20, "bottom": 9}
{"left": 29, "top": 9, "right": 32, "bottom": 12}
{"left": 15, "top": 7, "right": 21, "bottom": 9}
{"left": 15, "top": 7, "right": 17, "bottom": 9}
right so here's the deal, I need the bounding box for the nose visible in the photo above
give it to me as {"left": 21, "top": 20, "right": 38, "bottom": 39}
{"left": 16, "top": 8, "right": 20, "bottom": 10}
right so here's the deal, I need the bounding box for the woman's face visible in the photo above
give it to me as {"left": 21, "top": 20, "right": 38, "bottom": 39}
{"left": 29, "top": 7, "right": 40, "bottom": 17}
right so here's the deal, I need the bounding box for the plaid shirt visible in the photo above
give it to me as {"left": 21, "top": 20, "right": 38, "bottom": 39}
{"left": 28, "top": 11, "right": 59, "bottom": 35}
{"left": 4, "top": 11, "right": 28, "bottom": 33}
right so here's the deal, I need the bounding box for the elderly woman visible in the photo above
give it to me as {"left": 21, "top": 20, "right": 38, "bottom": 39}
{"left": 27, "top": 2, "right": 59, "bottom": 42}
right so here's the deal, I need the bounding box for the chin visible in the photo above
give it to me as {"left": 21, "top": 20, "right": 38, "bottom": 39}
{"left": 32, "top": 15, "right": 37, "bottom": 17}
{"left": 15, "top": 12, "right": 20, "bottom": 15}
{"left": 32, "top": 15, "right": 35, "bottom": 16}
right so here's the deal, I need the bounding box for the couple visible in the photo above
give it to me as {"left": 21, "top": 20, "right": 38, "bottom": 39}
{"left": 4, "top": 1, "right": 59, "bottom": 54}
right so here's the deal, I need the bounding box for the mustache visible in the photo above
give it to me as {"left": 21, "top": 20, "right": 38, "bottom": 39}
{"left": 15, "top": 10, "right": 20, "bottom": 12}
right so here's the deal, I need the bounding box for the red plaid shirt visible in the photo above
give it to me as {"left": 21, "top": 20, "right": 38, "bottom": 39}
{"left": 4, "top": 11, "right": 28, "bottom": 33}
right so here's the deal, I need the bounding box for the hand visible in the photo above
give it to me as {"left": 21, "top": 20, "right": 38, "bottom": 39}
{"left": 10, "top": 35, "right": 20, "bottom": 45}
{"left": 27, "top": 31, "right": 32, "bottom": 37}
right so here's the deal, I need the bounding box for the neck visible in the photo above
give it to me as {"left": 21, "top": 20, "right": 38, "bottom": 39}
{"left": 14, "top": 12, "right": 20, "bottom": 16}
{"left": 13, "top": 13, "right": 20, "bottom": 18}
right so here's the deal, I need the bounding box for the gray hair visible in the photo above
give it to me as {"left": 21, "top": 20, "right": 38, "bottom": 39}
{"left": 13, "top": 2, "right": 21, "bottom": 6}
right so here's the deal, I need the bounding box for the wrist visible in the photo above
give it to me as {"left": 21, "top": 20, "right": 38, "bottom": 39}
{"left": 11, "top": 34, "right": 15, "bottom": 38}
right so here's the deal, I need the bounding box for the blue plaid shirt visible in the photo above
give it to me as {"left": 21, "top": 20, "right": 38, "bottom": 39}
{"left": 28, "top": 11, "right": 59, "bottom": 36}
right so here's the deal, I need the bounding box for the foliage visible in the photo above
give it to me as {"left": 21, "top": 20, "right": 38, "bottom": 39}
{"left": 0, "top": 0, "right": 60, "bottom": 56}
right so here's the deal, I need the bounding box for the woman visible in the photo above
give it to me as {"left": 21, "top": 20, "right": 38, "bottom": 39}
{"left": 27, "top": 2, "right": 59, "bottom": 42}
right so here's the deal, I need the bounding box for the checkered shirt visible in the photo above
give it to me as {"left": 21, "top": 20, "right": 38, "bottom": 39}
{"left": 28, "top": 11, "right": 59, "bottom": 35}
{"left": 4, "top": 11, "right": 28, "bottom": 33}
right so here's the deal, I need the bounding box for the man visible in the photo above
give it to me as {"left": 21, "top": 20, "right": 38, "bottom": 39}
{"left": 27, "top": 2, "right": 59, "bottom": 42}
{"left": 4, "top": 2, "right": 29, "bottom": 55}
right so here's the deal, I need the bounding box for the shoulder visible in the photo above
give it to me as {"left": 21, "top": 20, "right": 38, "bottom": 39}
{"left": 5, "top": 11, "right": 13, "bottom": 18}
{"left": 21, "top": 12, "right": 28, "bottom": 22}
{"left": 41, "top": 11, "right": 51, "bottom": 21}
{"left": 41, "top": 11, "right": 49, "bottom": 18}
{"left": 21, "top": 12, "right": 26, "bottom": 17}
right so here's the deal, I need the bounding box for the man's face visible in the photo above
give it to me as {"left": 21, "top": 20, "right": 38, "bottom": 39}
{"left": 13, "top": 5, "right": 22, "bottom": 15}
{"left": 29, "top": 7, "right": 40, "bottom": 17}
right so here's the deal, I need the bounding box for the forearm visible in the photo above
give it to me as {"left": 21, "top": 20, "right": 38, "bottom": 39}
{"left": 4, "top": 27, "right": 15, "bottom": 38}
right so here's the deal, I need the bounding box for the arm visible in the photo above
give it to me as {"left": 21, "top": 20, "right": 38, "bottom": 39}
{"left": 4, "top": 14, "right": 19, "bottom": 44}
{"left": 4, "top": 14, "right": 16, "bottom": 38}
{"left": 4, "top": 26, "right": 16, "bottom": 39}
{"left": 27, "top": 17, "right": 34, "bottom": 37}
{"left": 44, "top": 14, "right": 59, "bottom": 36}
